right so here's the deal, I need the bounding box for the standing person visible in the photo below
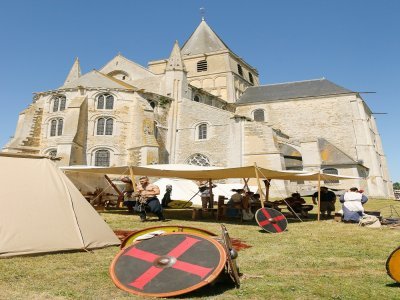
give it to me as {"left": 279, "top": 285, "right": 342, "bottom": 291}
{"left": 121, "top": 177, "right": 136, "bottom": 214}
{"left": 312, "top": 187, "right": 336, "bottom": 218}
{"left": 340, "top": 187, "right": 368, "bottom": 222}
{"left": 135, "top": 176, "right": 165, "bottom": 222}
{"left": 161, "top": 184, "right": 172, "bottom": 208}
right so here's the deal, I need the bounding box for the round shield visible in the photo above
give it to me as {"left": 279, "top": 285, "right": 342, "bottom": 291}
{"left": 110, "top": 232, "right": 226, "bottom": 297}
{"left": 386, "top": 246, "right": 400, "bottom": 283}
{"left": 121, "top": 225, "right": 217, "bottom": 249}
{"left": 255, "top": 208, "right": 288, "bottom": 233}
{"left": 220, "top": 224, "right": 240, "bottom": 287}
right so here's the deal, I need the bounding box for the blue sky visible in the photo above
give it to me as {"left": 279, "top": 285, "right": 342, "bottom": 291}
{"left": 0, "top": 0, "right": 399, "bottom": 182}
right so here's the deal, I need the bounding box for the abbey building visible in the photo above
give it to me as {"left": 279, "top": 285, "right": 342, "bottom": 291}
{"left": 3, "top": 20, "right": 393, "bottom": 198}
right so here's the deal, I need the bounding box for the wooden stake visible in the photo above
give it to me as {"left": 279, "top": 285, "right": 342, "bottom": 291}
{"left": 104, "top": 175, "right": 123, "bottom": 197}
{"left": 317, "top": 172, "right": 321, "bottom": 221}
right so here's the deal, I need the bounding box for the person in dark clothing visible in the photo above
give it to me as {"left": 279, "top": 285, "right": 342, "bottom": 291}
{"left": 284, "top": 193, "right": 314, "bottom": 218}
{"left": 312, "top": 187, "right": 336, "bottom": 218}
{"left": 161, "top": 185, "right": 172, "bottom": 208}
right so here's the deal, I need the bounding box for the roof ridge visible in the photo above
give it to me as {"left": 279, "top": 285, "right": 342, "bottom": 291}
{"left": 99, "top": 53, "right": 156, "bottom": 76}
{"left": 96, "top": 71, "right": 137, "bottom": 90}
{"left": 256, "top": 78, "right": 327, "bottom": 88}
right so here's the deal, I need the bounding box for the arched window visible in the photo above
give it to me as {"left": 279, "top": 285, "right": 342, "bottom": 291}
{"left": 57, "top": 119, "right": 63, "bottom": 136}
{"left": 60, "top": 97, "right": 66, "bottom": 111}
{"left": 53, "top": 98, "right": 59, "bottom": 112}
{"left": 197, "top": 60, "right": 207, "bottom": 72}
{"left": 193, "top": 95, "right": 200, "bottom": 102}
{"left": 52, "top": 95, "right": 66, "bottom": 112}
{"left": 95, "top": 149, "right": 110, "bottom": 167}
{"left": 198, "top": 123, "right": 207, "bottom": 140}
{"left": 186, "top": 153, "right": 210, "bottom": 166}
{"left": 105, "top": 118, "right": 114, "bottom": 135}
{"left": 323, "top": 168, "right": 339, "bottom": 184}
{"left": 50, "top": 118, "right": 63, "bottom": 137}
{"left": 97, "top": 93, "right": 114, "bottom": 110}
{"left": 96, "top": 117, "right": 113, "bottom": 135}
{"left": 97, "top": 118, "right": 105, "bottom": 135}
{"left": 253, "top": 109, "right": 265, "bottom": 122}
{"left": 50, "top": 120, "right": 57, "bottom": 136}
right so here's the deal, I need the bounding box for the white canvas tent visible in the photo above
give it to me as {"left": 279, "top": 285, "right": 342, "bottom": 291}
{"left": 0, "top": 153, "right": 120, "bottom": 257}
{"left": 154, "top": 178, "right": 258, "bottom": 206}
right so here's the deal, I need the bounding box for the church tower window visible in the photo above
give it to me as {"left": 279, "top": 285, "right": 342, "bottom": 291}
{"left": 197, "top": 60, "right": 207, "bottom": 72}
{"left": 97, "top": 93, "right": 114, "bottom": 110}
{"left": 237, "top": 64, "right": 243, "bottom": 76}
{"left": 52, "top": 95, "right": 66, "bottom": 112}
{"left": 249, "top": 72, "right": 254, "bottom": 84}
{"left": 94, "top": 149, "right": 110, "bottom": 167}
{"left": 50, "top": 118, "right": 63, "bottom": 137}
{"left": 186, "top": 153, "right": 210, "bottom": 166}
{"left": 253, "top": 109, "right": 265, "bottom": 122}
{"left": 96, "top": 117, "right": 114, "bottom": 135}
{"left": 197, "top": 123, "right": 207, "bottom": 140}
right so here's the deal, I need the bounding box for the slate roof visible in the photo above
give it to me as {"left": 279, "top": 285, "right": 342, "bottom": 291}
{"left": 237, "top": 79, "right": 354, "bottom": 104}
{"left": 181, "top": 20, "right": 231, "bottom": 56}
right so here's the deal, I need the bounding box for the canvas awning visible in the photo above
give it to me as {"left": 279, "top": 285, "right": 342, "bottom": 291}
{"left": 61, "top": 164, "right": 358, "bottom": 181}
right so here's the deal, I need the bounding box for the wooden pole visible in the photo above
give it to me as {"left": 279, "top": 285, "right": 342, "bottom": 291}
{"left": 317, "top": 172, "right": 321, "bottom": 221}
{"left": 208, "top": 179, "right": 213, "bottom": 208}
{"left": 129, "top": 167, "right": 137, "bottom": 193}
{"left": 254, "top": 163, "right": 265, "bottom": 208}
{"left": 104, "top": 174, "right": 124, "bottom": 208}
{"left": 104, "top": 175, "right": 123, "bottom": 197}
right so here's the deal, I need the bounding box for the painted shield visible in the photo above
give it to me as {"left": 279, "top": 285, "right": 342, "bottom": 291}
{"left": 255, "top": 208, "right": 288, "bottom": 233}
{"left": 120, "top": 225, "right": 217, "bottom": 249}
{"left": 386, "top": 246, "right": 400, "bottom": 283}
{"left": 110, "top": 232, "right": 226, "bottom": 297}
{"left": 220, "top": 224, "right": 240, "bottom": 287}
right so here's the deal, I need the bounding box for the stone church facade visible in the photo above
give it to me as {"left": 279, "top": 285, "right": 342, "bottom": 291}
{"left": 3, "top": 20, "right": 393, "bottom": 198}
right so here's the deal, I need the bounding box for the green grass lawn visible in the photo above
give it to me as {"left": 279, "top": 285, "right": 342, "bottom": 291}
{"left": 1, "top": 199, "right": 400, "bottom": 299}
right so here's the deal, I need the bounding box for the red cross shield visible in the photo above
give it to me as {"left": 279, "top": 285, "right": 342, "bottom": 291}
{"left": 255, "top": 208, "right": 288, "bottom": 233}
{"left": 110, "top": 232, "right": 226, "bottom": 297}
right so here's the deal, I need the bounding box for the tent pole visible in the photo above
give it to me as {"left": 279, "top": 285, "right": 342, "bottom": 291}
{"left": 254, "top": 163, "right": 265, "bottom": 208}
{"left": 208, "top": 179, "right": 213, "bottom": 208}
{"left": 129, "top": 167, "right": 137, "bottom": 193}
{"left": 317, "top": 172, "right": 321, "bottom": 221}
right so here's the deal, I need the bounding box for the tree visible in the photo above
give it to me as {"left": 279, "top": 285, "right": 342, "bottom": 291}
{"left": 393, "top": 182, "right": 400, "bottom": 190}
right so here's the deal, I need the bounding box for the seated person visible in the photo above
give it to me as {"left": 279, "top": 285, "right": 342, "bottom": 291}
{"left": 228, "top": 189, "right": 243, "bottom": 205}
{"left": 340, "top": 187, "right": 368, "bottom": 222}
{"left": 264, "top": 199, "right": 283, "bottom": 211}
{"left": 284, "top": 193, "right": 313, "bottom": 218}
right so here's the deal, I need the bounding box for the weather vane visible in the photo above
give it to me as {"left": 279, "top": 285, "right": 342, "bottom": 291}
{"left": 200, "top": 7, "right": 205, "bottom": 21}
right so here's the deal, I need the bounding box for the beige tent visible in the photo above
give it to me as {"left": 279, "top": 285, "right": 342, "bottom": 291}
{"left": 0, "top": 153, "right": 120, "bottom": 257}
{"left": 62, "top": 163, "right": 357, "bottom": 181}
